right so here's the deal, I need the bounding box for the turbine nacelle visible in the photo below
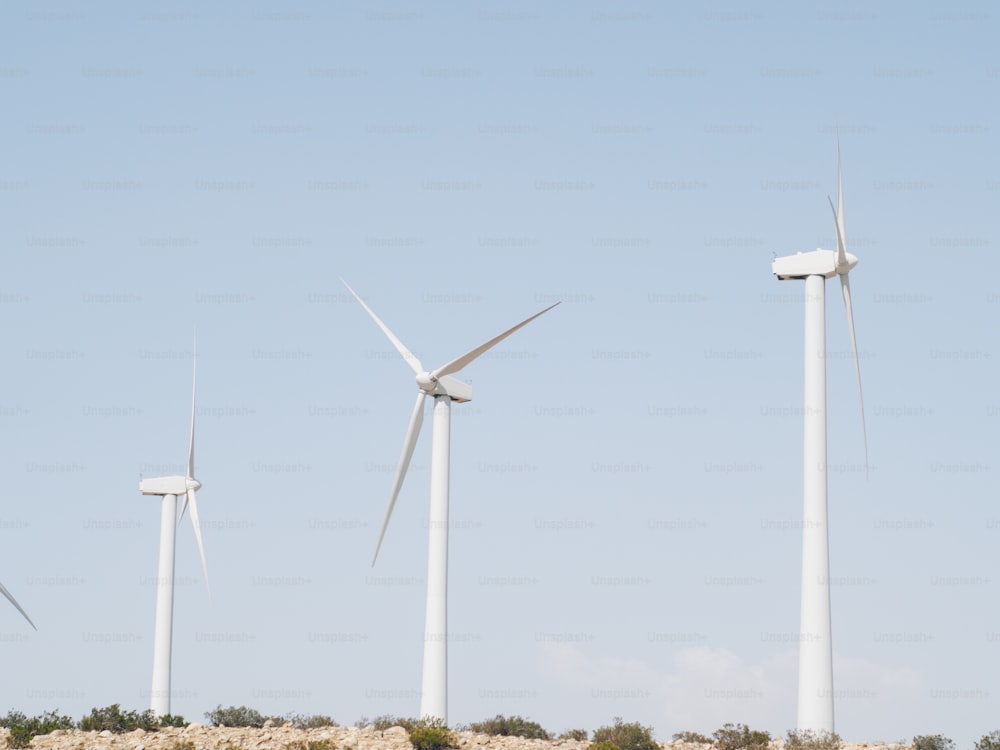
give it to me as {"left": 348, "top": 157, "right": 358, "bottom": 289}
{"left": 772, "top": 248, "right": 858, "bottom": 281}
{"left": 140, "top": 475, "right": 192, "bottom": 497}
{"left": 416, "top": 372, "right": 472, "bottom": 402}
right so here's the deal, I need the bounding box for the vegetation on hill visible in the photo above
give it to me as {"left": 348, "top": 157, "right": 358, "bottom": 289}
{"left": 466, "top": 715, "right": 550, "bottom": 740}
{"left": 912, "top": 737, "right": 953, "bottom": 750}
{"left": 591, "top": 717, "right": 658, "bottom": 750}
{"left": 786, "top": 729, "right": 843, "bottom": 750}
{"left": 711, "top": 723, "right": 771, "bottom": 750}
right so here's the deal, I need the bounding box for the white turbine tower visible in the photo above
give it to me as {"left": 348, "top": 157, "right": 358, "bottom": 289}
{"left": 0, "top": 580, "right": 35, "bottom": 630}
{"left": 772, "top": 141, "right": 868, "bottom": 732}
{"left": 344, "top": 280, "right": 558, "bottom": 723}
{"left": 138, "top": 342, "right": 209, "bottom": 716}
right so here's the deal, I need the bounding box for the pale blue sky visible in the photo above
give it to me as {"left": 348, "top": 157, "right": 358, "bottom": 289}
{"left": 1, "top": 1, "right": 997, "bottom": 746}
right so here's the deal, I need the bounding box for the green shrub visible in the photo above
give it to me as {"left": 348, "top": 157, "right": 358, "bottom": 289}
{"left": 284, "top": 715, "right": 337, "bottom": 730}
{"left": 166, "top": 743, "right": 196, "bottom": 750}
{"left": 3, "top": 709, "right": 75, "bottom": 747}
{"left": 468, "top": 715, "right": 550, "bottom": 740}
{"left": 974, "top": 732, "right": 1000, "bottom": 750}
{"left": 592, "top": 743, "right": 622, "bottom": 750}
{"left": 78, "top": 705, "right": 158, "bottom": 733}
{"left": 6, "top": 725, "right": 34, "bottom": 749}
{"left": 159, "top": 715, "right": 187, "bottom": 728}
{"left": 204, "top": 706, "right": 266, "bottom": 728}
{"left": 1, "top": 709, "right": 74, "bottom": 747}
{"left": 711, "top": 724, "right": 770, "bottom": 750}
{"left": 786, "top": 730, "right": 842, "bottom": 750}
{"left": 559, "top": 729, "right": 589, "bottom": 741}
{"left": 912, "top": 738, "right": 953, "bottom": 750}
{"left": 407, "top": 719, "right": 456, "bottom": 750}
{"left": 591, "top": 718, "right": 658, "bottom": 750}
{"left": 673, "top": 732, "right": 711, "bottom": 744}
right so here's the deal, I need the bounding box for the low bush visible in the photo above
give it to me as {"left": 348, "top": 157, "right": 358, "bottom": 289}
{"left": 673, "top": 732, "right": 711, "bottom": 744}
{"left": 159, "top": 715, "right": 187, "bottom": 728}
{"left": 407, "top": 719, "right": 456, "bottom": 750}
{"left": 5, "top": 725, "right": 34, "bottom": 750}
{"left": 974, "top": 732, "right": 1000, "bottom": 750}
{"left": 79, "top": 705, "right": 159, "bottom": 733}
{"left": 1, "top": 710, "right": 75, "bottom": 735}
{"left": 205, "top": 706, "right": 266, "bottom": 729}
{"left": 284, "top": 715, "right": 337, "bottom": 730}
{"left": 559, "top": 729, "right": 589, "bottom": 741}
{"left": 711, "top": 724, "right": 771, "bottom": 750}
{"left": 468, "top": 715, "right": 550, "bottom": 740}
{"left": 786, "top": 729, "right": 842, "bottom": 750}
{"left": 591, "top": 718, "right": 658, "bottom": 750}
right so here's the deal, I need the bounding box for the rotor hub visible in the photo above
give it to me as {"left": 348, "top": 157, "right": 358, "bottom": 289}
{"left": 416, "top": 372, "right": 438, "bottom": 392}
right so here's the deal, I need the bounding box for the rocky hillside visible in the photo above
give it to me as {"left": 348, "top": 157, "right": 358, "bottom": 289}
{"left": 0, "top": 724, "right": 911, "bottom": 750}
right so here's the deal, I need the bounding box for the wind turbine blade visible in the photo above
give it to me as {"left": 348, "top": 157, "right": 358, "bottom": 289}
{"left": 840, "top": 274, "right": 869, "bottom": 478}
{"left": 431, "top": 302, "right": 560, "bottom": 380}
{"left": 828, "top": 196, "right": 847, "bottom": 267}
{"left": 373, "top": 391, "right": 426, "bottom": 566}
{"left": 186, "top": 489, "right": 211, "bottom": 595}
{"left": 0, "top": 581, "right": 36, "bottom": 630}
{"left": 833, "top": 134, "right": 847, "bottom": 267}
{"left": 188, "top": 332, "right": 197, "bottom": 479}
{"left": 341, "top": 279, "right": 423, "bottom": 375}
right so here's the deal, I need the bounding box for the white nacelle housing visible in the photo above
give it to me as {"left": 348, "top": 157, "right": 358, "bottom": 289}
{"left": 438, "top": 375, "right": 472, "bottom": 403}
{"left": 140, "top": 475, "right": 188, "bottom": 496}
{"left": 773, "top": 249, "right": 839, "bottom": 280}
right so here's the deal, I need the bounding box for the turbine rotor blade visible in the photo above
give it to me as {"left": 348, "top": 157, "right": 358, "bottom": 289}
{"left": 188, "top": 332, "right": 197, "bottom": 480}
{"left": 373, "top": 391, "right": 426, "bottom": 566}
{"left": 180, "top": 333, "right": 197, "bottom": 524}
{"left": 186, "top": 488, "right": 211, "bottom": 595}
{"left": 834, "top": 135, "right": 847, "bottom": 267}
{"left": 828, "top": 196, "right": 847, "bottom": 268}
{"left": 431, "top": 302, "right": 560, "bottom": 381}
{"left": 0, "top": 581, "right": 36, "bottom": 630}
{"left": 840, "top": 273, "right": 869, "bottom": 478}
{"left": 341, "top": 279, "right": 423, "bottom": 375}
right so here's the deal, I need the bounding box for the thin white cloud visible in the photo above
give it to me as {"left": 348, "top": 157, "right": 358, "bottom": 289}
{"left": 538, "top": 642, "right": 926, "bottom": 741}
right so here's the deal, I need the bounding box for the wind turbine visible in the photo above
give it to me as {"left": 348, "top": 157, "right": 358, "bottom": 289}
{"left": 138, "top": 340, "right": 209, "bottom": 716}
{"left": 343, "top": 280, "right": 558, "bottom": 723}
{"left": 0, "top": 580, "right": 35, "bottom": 630}
{"left": 772, "top": 140, "right": 868, "bottom": 732}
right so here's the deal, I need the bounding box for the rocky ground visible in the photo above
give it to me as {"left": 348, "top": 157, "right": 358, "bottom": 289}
{"left": 0, "top": 725, "right": 912, "bottom": 750}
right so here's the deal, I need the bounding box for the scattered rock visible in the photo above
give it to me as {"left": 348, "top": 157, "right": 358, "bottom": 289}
{"left": 1, "top": 726, "right": 916, "bottom": 750}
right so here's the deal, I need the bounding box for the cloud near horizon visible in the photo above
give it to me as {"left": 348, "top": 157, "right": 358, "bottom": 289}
{"left": 537, "top": 642, "right": 926, "bottom": 742}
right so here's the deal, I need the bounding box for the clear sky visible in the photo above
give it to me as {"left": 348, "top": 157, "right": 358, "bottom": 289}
{"left": 1, "top": 1, "right": 997, "bottom": 746}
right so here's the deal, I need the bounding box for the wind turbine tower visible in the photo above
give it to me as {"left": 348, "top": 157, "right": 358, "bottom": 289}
{"left": 344, "top": 280, "right": 558, "bottom": 722}
{"left": 139, "top": 341, "right": 209, "bottom": 716}
{"left": 771, "top": 142, "right": 868, "bottom": 732}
